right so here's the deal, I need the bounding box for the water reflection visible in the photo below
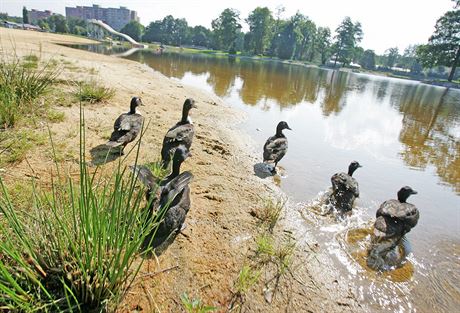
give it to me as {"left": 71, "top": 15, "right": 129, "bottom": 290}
{"left": 125, "top": 50, "right": 459, "bottom": 194}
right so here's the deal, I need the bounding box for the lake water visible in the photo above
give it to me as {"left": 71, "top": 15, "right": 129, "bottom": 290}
{"left": 68, "top": 45, "right": 460, "bottom": 312}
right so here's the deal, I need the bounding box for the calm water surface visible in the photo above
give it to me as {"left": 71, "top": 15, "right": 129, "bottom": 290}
{"left": 70, "top": 45, "right": 460, "bottom": 312}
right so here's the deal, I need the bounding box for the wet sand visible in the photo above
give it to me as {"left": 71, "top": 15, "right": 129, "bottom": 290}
{"left": 0, "top": 28, "right": 364, "bottom": 312}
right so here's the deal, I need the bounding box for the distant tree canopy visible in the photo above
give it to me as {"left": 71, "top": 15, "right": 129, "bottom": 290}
{"left": 331, "top": 17, "right": 363, "bottom": 66}
{"left": 22, "top": 6, "right": 29, "bottom": 24}
{"left": 246, "top": 7, "right": 273, "bottom": 55}
{"left": 120, "top": 20, "right": 144, "bottom": 42}
{"left": 416, "top": 9, "right": 460, "bottom": 81}
{"left": 360, "top": 49, "right": 376, "bottom": 70}
{"left": 12, "top": 3, "right": 456, "bottom": 81}
{"left": 212, "top": 8, "right": 242, "bottom": 52}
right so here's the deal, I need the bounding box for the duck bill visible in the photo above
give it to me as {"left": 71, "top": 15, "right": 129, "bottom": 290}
{"left": 411, "top": 190, "right": 418, "bottom": 195}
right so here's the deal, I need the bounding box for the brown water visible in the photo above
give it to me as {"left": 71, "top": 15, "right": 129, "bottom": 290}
{"left": 70, "top": 46, "right": 460, "bottom": 312}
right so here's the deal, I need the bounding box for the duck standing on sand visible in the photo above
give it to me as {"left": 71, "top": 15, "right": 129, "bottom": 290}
{"left": 367, "top": 186, "right": 419, "bottom": 271}
{"left": 263, "top": 121, "right": 292, "bottom": 174}
{"left": 133, "top": 146, "right": 193, "bottom": 242}
{"left": 329, "top": 161, "right": 362, "bottom": 212}
{"left": 161, "top": 98, "right": 197, "bottom": 168}
{"left": 106, "top": 97, "right": 144, "bottom": 154}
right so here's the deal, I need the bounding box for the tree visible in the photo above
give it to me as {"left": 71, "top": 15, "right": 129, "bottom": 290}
{"left": 276, "top": 19, "right": 298, "bottom": 59}
{"left": 211, "top": 8, "right": 242, "bottom": 51}
{"left": 416, "top": 10, "right": 459, "bottom": 81}
{"left": 120, "top": 21, "right": 144, "bottom": 42}
{"left": 143, "top": 21, "right": 162, "bottom": 43}
{"left": 293, "top": 13, "right": 316, "bottom": 60}
{"left": 246, "top": 7, "right": 274, "bottom": 55}
{"left": 315, "top": 27, "right": 331, "bottom": 65}
{"left": 37, "top": 19, "right": 50, "bottom": 31}
{"left": 384, "top": 47, "right": 399, "bottom": 68}
{"left": 67, "top": 17, "right": 87, "bottom": 36}
{"left": 190, "top": 25, "right": 212, "bottom": 47}
{"left": 331, "top": 17, "right": 363, "bottom": 66}
{"left": 22, "top": 6, "right": 29, "bottom": 24}
{"left": 47, "top": 15, "right": 69, "bottom": 33}
{"left": 359, "top": 49, "right": 376, "bottom": 70}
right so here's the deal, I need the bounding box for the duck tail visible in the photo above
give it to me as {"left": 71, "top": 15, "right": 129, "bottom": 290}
{"left": 161, "top": 171, "right": 193, "bottom": 204}
{"left": 106, "top": 140, "right": 123, "bottom": 147}
{"left": 130, "top": 165, "right": 156, "bottom": 189}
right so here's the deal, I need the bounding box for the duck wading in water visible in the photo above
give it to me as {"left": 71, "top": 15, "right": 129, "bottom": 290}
{"left": 328, "top": 161, "right": 362, "bottom": 213}
{"left": 367, "top": 186, "right": 419, "bottom": 271}
{"left": 263, "top": 121, "right": 292, "bottom": 174}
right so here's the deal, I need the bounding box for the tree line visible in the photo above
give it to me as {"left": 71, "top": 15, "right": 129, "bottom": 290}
{"left": 5, "top": 1, "right": 459, "bottom": 81}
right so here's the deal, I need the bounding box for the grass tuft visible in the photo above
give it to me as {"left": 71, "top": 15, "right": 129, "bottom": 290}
{"left": 181, "top": 293, "right": 217, "bottom": 313}
{"left": 253, "top": 197, "right": 286, "bottom": 232}
{"left": 76, "top": 81, "right": 115, "bottom": 104}
{"left": 0, "top": 111, "right": 165, "bottom": 311}
{"left": 0, "top": 54, "right": 60, "bottom": 128}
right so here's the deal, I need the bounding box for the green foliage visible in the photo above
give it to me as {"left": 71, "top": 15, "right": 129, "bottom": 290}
{"left": 253, "top": 197, "right": 285, "bottom": 232}
{"left": 0, "top": 116, "right": 161, "bottom": 311}
{"left": 212, "top": 8, "right": 242, "bottom": 51}
{"left": 0, "top": 129, "right": 47, "bottom": 164}
{"left": 0, "top": 54, "right": 60, "bottom": 128}
{"left": 46, "top": 14, "right": 69, "bottom": 33}
{"left": 293, "top": 13, "right": 317, "bottom": 61}
{"left": 120, "top": 20, "right": 144, "bottom": 42}
{"left": 67, "top": 17, "right": 88, "bottom": 36}
{"left": 384, "top": 47, "right": 399, "bottom": 68}
{"left": 316, "top": 27, "right": 332, "bottom": 64}
{"left": 22, "top": 6, "right": 29, "bottom": 24}
{"left": 246, "top": 7, "right": 274, "bottom": 55}
{"left": 359, "top": 49, "right": 376, "bottom": 70}
{"left": 416, "top": 10, "right": 460, "bottom": 81}
{"left": 143, "top": 15, "right": 188, "bottom": 46}
{"left": 190, "top": 25, "right": 213, "bottom": 47}
{"left": 235, "top": 265, "right": 261, "bottom": 296}
{"left": 331, "top": 16, "right": 363, "bottom": 66}
{"left": 180, "top": 293, "right": 217, "bottom": 313}
{"left": 75, "top": 81, "right": 115, "bottom": 104}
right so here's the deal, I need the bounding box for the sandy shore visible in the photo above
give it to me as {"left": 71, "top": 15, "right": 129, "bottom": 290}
{"left": 0, "top": 28, "right": 364, "bottom": 312}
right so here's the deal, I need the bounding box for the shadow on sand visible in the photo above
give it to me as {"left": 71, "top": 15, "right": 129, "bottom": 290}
{"left": 89, "top": 144, "right": 123, "bottom": 166}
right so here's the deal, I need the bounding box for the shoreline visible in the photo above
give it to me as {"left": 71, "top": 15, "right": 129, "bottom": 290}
{"left": 0, "top": 28, "right": 363, "bottom": 312}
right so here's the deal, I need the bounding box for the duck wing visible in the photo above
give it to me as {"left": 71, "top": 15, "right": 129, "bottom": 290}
{"left": 331, "top": 172, "right": 359, "bottom": 197}
{"left": 161, "top": 123, "right": 194, "bottom": 163}
{"left": 375, "top": 200, "right": 419, "bottom": 235}
{"left": 156, "top": 172, "right": 193, "bottom": 237}
{"left": 263, "top": 136, "right": 288, "bottom": 163}
{"left": 107, "top": 114, "right": 143, "bottom": 147}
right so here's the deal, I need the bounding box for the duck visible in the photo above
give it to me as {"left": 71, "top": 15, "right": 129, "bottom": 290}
{"left": 133, "top": 146, "right": 193, "bottom": 241}
{"left": 367, "top": 186, "right": 419, "bottom": 270}
{"left": 161, "top": 98, "right": 197, "bottom": 169}
{"left": 374, "top": 186, "right": 419, "bottom": 238}
{"left": 263, "top": 121, "right": 292, "bottom": 174}
{"left": 106, "top": 97, "right": 144, "bottom": 154}
{"left": 329, "top": 161, "right": 362, "bottom": 212}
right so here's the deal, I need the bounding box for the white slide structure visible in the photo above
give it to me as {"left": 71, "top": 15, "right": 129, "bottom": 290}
{"left": 88, "top": 19, "right": 147, "bottom": 48}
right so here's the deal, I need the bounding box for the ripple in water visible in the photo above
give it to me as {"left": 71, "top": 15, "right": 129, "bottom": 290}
{"left": 298, "top": 191, "right": 421, "bottom": 312}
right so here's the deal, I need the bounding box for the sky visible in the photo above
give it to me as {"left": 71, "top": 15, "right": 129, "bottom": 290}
{"left": 0, "top": 0, "right": 455, "bottom": 54}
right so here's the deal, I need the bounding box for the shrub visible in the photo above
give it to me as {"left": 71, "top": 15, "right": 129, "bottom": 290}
{"left": 76, "top": 82, "right": 115, "bottom": 104}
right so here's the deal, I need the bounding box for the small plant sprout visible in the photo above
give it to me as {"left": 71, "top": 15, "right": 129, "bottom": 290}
{"left": 180, "top": 293, "right": 217, "bottom": 313}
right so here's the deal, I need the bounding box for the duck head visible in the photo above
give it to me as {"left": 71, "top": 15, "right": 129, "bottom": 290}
{"left": 182, "top": 98, "right": 197, "bottom": 122}
{"left": 347, "top": 161, "right": 362, "bottom": 176}
{"left": 397, "top": 186, "right": 417, "bottom": 203}
{"left": 130, "top": 97, "right": 143, "bottom": 113}
{"left": 170, "top": 145, "right": 189, "bottom": 178}
{"left": 276, "top": 121, "right": 292, "bottom": 136}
